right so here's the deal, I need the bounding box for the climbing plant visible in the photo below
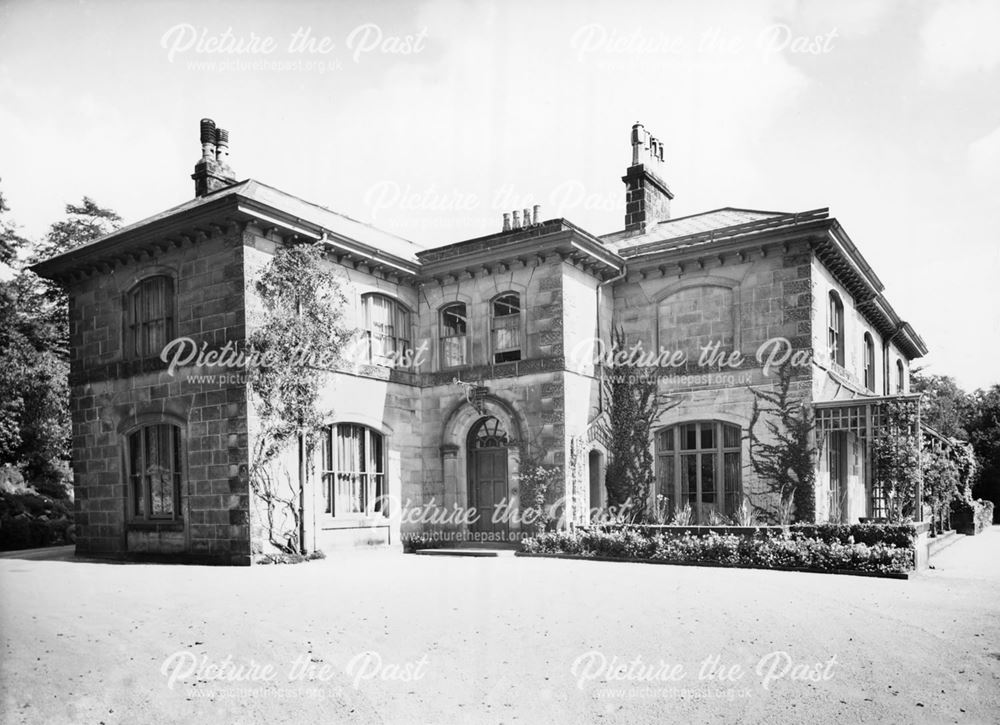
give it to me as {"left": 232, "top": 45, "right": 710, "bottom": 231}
{"left": 747, "top": 360, "right": 816, "bottom": 523}
{"left": 600, "top": 327, "right": 678, "bottom": 523}
{"left": 871, "top": 399, "right": 922, "bottom": 523}
{"left": 245, "top": 244, "right": 353, "bottom": 554}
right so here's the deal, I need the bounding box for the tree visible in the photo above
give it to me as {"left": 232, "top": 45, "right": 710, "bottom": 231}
{"left": 0, "top": 185, "right": 30, "bottom": 267}
{"left": 911, "top": 370, "right": 969, "bottom": 439}
{"left": 600, "top": 328, "right": 677, "bottom": 522}
{"left": 246, "top": 244, "right": 354, "bottom": 554}
{"left": 747, "top": 361, "right": 816, "bottom": 523}
{"left": 27, "top": 197, "right": 122, "bottom": 346}
{"left": 0, "top": 194, "right": 120, "bottom": 498}
{"left": 964, "top": 385, "right": 1000, "bottom": 520}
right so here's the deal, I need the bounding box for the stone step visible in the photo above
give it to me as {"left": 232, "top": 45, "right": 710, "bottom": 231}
{"left": 928, "top": 530, "right": 960, "bottom": 559}
{"left": 414, "top": 548, "right": 516, "bottom": 558}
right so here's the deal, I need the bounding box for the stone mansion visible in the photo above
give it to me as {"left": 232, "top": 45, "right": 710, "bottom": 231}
{"left": 32, "top": 119, "right": 928, "bottom": 564}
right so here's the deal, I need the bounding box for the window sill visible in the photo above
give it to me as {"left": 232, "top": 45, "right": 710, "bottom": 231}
{"left": 319, "top": 516, "right": 390, "bottom": 530}
{"left": 126, "top": 520, "right": 185, "bottom": 532}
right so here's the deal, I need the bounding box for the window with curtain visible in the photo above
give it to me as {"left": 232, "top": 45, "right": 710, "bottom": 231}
{"left": 362, "top": 294, "right": 411, "bottom": 367}
{"left": 440, "top": 302, "right": 467, "bottom": 368}
{"left": 828, "top": 291, "right": 844, "bottom": 366}
{"left": 896, "top": 359, "right": 905, "bottom": 393}
{"left": 863, "top": 333, "right": 875, "bottom": 391}
{"left": 126, "top": 276, "right": 174, "bottom": 359}
{"left": 322, "top": 424, "right": 385, "bottom": 517}
{"left": 491, "top": 293, "right": 521, "bottom": 363}
{"left": 127, "top": 424, "right": 182, "bottom": 520}
{"left": 656, "top": 422, "right": 742, "bottom": 524}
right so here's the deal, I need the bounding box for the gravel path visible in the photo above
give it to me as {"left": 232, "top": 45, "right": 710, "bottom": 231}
{"left": 2, "top": 529, "right": 999, "bottom": 724}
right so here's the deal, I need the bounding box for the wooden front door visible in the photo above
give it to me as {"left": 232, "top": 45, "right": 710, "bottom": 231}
{"left": 471, "top": 448, "right": 508, "bottom": 533}
{"left": 468, "top": 416, "right": 510, "bottom": 535}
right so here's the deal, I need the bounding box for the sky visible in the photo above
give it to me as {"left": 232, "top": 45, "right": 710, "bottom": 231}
{"left": 1, "top": 0, "right": 998, "bottom": 390}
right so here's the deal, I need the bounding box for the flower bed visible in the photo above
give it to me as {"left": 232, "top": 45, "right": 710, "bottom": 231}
{"left": 518, "top": 526, "right": 915, "bottom": 577}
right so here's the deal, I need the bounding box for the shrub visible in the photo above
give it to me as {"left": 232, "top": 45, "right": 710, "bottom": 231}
{"left": 520, "top": 526, "right": 913, "bottom": 575}
{"left": 952, "top": 498, "right": 994, "bottom": 535}
{"left": 788, "top": 523, "right": 916, "bottom": 549}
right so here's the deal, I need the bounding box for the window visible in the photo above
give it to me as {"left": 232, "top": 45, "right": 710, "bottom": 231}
{"left": 896, "top": 359, "right": 905, "bottom": 393}
{"left": 440, "top": 303, "right": 467, "bottom": 368}
{"left": 127, "top": 424, "right": 181, "bottom": 520}
{"left": 322, "top": 424, "right": 385, "bottom": 517}
{"left": 362, "top": 294, "right": 411, "bottom": 367}
{"left": 491, "top": 292, "right": 522, "bottom": 363}
{"left": 863, "top": 333, "right": 875, "bottom": 391}
{"left": 656, "top": 422, "right": 741, "bottom": 524}
{"left": 828, "top": 291, "right": 844, "bottom": 366}
{"left": 126, "top": 276, "right": 174, "bottom": 359}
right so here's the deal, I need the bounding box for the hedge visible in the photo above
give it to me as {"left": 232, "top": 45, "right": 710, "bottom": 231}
{"left": 519, "top": 527, "right": 914, "bottom": 575}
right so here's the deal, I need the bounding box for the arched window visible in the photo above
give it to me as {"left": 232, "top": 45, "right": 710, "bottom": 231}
{"left": 440, "top": 302, "right": 467, "bottom": 368}
{"left": 126, "top": 276, "right": 174, "bottom": 359}
{"left": 491, "top": 292, "right": 522, "bottom": 363}
{"left": 656, "top": 421, "right": 741, "bottom": 524}
{"left": 863, "top": 333, "right": 875, "bottom": 391}
{"left": 126, "top": 423, "right": 182, "bottom": 520}
{"left": 322, "top": 423, "right": 385, "bottom": 517}
{"left": 896, "top": 359, "right": 905, "bottom": 393}
{"left": 362, "top": 294, "right": 411, "bottom": 367}
{"left": 828, "top": 291, "right": 844, "bottom": 366}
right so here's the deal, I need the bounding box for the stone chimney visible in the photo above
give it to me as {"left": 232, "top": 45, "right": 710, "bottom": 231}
{"left": 192, "top": 118, "right": 237, "bottom": 197}
{"left": 622, "top": 122, "right": 674, "bottom": 234}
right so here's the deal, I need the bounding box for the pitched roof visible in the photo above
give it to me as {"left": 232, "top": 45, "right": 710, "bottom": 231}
{"left": 601, "top": 207, "right": 788, "bottom": 254}
{"left": 31, "top": 179, "right": 426, "bottom": 275}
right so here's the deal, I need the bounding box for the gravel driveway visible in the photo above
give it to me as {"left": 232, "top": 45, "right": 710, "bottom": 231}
{"left": 2, "top": 530, "right": 999, "bottom": 724}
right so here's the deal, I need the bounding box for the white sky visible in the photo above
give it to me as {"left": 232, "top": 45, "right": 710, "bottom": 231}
{"left": 1, "top": 0, "right": 997, "bottom": 390}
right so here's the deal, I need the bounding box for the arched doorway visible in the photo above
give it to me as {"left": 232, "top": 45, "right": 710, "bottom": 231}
{"left": 468, "top": 416, "right": 509, "bottom": 535}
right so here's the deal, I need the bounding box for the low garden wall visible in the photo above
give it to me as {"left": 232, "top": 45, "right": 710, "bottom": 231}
{"left": 518, "top": 523, "right": 920, "bottom": 579}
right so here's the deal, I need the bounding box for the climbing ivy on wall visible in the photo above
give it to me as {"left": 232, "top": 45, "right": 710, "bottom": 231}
{"left": 246, "top": 244, "right": 353, "bottom": 554}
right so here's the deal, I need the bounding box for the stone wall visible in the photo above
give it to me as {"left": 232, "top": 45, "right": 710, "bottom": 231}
{"left": 69, "top": 226, "right": 250, "bottom": 564}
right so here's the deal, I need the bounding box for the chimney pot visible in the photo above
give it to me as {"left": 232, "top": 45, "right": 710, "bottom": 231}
{"left": 512, "top": 210, "right": 521, "bottom": 229}
{"left": 193, "top": 117, "right": 236, "bottom": 197}
{"left": 502, "top": 213, "right": 511, "bottom": 232}
{"left": 532, "top": 204, "right": 540, "bottom": 225}
{"left": 215, "top": 127, "right": 230, "bottom": 164}
{"left": 200, "top": 118, "right": 217, "bottom": 162}
{"left": 523, "top": 208, "right": 531, "bottom": 227}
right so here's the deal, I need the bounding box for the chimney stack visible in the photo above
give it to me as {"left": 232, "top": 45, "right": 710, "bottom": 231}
{"left": 192, "top": 118, "right": 237, "bottom": 197}
{"left": 623, "top": 121, "right": 674, "bottom": 234}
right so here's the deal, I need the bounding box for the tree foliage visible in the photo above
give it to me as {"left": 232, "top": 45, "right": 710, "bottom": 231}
{"left": 0, "top": 192, "right": 119, "bottom": 498}
{"left": 964, "top": 384, "right": 1000, "bottom": 518}
{"left": 911, "top": 369, "right": 969, "bottom": 439}
{"left": 747, "top": 361, "right": 816, "bottom": 523}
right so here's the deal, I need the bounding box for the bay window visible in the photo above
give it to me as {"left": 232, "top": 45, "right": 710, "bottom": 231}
{"left": 656, "top": 421, "right": 742, "bottom": 524}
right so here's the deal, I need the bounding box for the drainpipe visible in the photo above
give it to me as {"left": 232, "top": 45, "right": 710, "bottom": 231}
{"left": 595, "top": 263, "right": 628, "bottom": 414}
